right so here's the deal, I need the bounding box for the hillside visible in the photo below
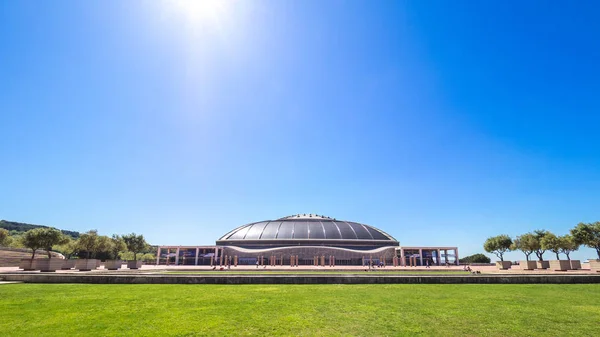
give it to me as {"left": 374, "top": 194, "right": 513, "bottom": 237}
{"left": 0, "top": 220, "right": 80, "bottom": 239}
{"left": 0, "top": 247, "right": 64, "bottom": 267}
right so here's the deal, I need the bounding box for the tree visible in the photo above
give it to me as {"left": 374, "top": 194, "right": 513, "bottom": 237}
{"left": 141, "top": 253, "right": 156, "bottom": 263}
{"left": 541, "top": 233, "right": 562, "bottom": 260}
{"left": 0, "top": 228, "right": 9, "bottom": 246}
{"left": 533, "top": 230, "right": 550, "bottom": 261}
{"left": 558, "top": 234, "right": 579, "bottom": 261}
{"left": 459, "top": 253, "right": 491, "bottom": 264}
{"left": 511, "top": 233, "right": 537, "bottom": 261}
{"left": 110, "top": 235, "right": 126, "bottom": 260}
{"left": 571, "top": 222, "right": 600, "bottom": 259}
{"left": 20, "top": 227, "right": 67, "bottom": 259}
{"left": 38, "top": 228, "right": 68, "bottom": 258}
{"left": 77, "top": 230, "right": 99, "bottom": 259}
{"left": 96, "top": 235, "right": 112, "bottom": 259}
{"left": 55, "top": 238, "right": 77, "bottom": 259}
{"left": 483, "top": 235, "right": 512, "bottom": 262}
{"left": 122, "top": 233, "right": 148, "bottom": 262}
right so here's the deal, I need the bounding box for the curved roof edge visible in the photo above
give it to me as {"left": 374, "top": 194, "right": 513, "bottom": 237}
{"left": 220, "top": 245, "right": 398, "bottom": 254}
{"left": 217, "top": 216, "right": 398, "bottom": 242}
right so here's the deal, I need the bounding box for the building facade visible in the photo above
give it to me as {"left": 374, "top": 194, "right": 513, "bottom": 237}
{"left": 156, "top": 214, "right": 458, "bottom": 266}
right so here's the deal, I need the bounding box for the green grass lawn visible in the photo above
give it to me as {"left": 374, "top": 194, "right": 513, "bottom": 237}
{"left": 1, "top": 284, "right": 599, "bottom": 336}
{"left": 161, "top": 270, "right": 470, "bottom": 275}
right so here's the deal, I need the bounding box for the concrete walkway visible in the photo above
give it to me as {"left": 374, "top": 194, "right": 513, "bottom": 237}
{"left": 0, "top": 262, "right": 596, "bottom": 275}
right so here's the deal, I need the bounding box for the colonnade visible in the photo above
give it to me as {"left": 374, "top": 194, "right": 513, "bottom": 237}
{"left": 397, "top": 247, "right": 460, "bottom": 266}
{"left": 156, "top": 246, "right": 460, "bottom": 267}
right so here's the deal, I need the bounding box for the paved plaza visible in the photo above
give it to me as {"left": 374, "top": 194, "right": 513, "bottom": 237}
{"left": 0, "top": 262, "right": 596, "bottom": 275}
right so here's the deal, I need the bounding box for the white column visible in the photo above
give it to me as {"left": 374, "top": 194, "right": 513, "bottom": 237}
{"left": 455, "top": 248, "right": 459, "bottom": 265}
{"left": 419, "top": 248, "right": 423, "bottom": 266}
{"left": 195, "top": 247, "right": 199, "bottom": 266}
{"left": 400, "top": 249, "right": 405, "bottom": 266}
{"left": 156, "top": 246, "right": 160, "bottom": 265}
{"left": 175, "top": 247, "right": 180, "bottom": 265}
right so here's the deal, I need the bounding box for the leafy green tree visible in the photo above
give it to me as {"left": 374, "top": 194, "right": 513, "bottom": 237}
{"left": 571, "top": 222, "right": 600, "bottom": 259}
{"left": 459, "top": 253, "right": 491, "bottom": 264}
{"left": 55, "top": 238, "right": 77, "bottom": 259}
{"left": 141, "top": 253, "right": 156, "bottom": 263}
{"left": 77, "top": 230, "right": 99, "bottom": 259}
{"left": 558, "top": 234, "right": 579, "bottom": 261}
{"left": 511, "top": 233, "right": 537, "bottom": 261}
{"left": 96, "top": 235, "right": 112, "bottom": 259}
{"left": 122, "top": 233, "right": 148, "bottom": 262}
{"left": 532, "top": 230, "right": 550, "bottom": 261}
{"left": 118, "top": 251, "right": 145, "bottom": 261}
{"left": 39, "top": 228, "right": 69, "bottom": 258}
{"left": 541, "top": 233, "right": 562, "bottom": 260}
{"left": 0, "top": 228, "right": 9, "bottom": 246}
{"left": 6, "top": 233, "right": 22, "bottom": 248}
{"left": 20, "top": 227, "right": 67, "bottom": 259}
{"left": 110, "top": 235, "right": 126, "bottom": 260}
{"left": 483, "top": 235, "right": 512, "bottom": 262}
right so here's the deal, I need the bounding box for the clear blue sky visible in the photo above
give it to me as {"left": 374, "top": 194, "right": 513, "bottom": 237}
{"left": 2, "top": 1, "right": 599, "bottom": 261}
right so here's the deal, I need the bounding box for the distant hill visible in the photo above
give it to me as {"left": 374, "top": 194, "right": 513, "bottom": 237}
{"left": 0, "top": 220, "right": 80, "bottom": 239}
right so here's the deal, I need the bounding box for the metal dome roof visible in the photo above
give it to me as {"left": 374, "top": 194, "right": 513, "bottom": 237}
{"left": 218, "top": 214, "right": 397, "bottom": 242}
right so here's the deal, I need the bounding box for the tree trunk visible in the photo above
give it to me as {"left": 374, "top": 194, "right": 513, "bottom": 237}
{"left": 555, "top": 252, "right": 560, "bottom": 260}
{"left": 47, "top": 249, "right": 52, "bottom": 259}
{"left": 31, "top": 250, "right": 36, "bottom": 260}
{"left": 565, "top": 252, "right": 570, "bottom": 260}
{"left": 596, "top": 247, "right": 600, "bottom": 260}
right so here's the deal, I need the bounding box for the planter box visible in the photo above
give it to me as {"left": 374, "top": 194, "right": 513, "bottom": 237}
{"left": 549, "top": 260, "right": 570, "bottom": 271}
{"left": 105, "top": 260, "right": 123, "bottom": 270}
{"left": 495, "top": 261, "right": 511, "bottom": 270}
{"left": 75, "top": 259, "right": 99, "bottom": 271}
{"left": 536, "top": 261, "right": 550, "bottom": 269}
{"left": 520, "top": 260, "right": 537, "bottom": 270}
{"left": 569, "top": 260, "right": 581, "bottom": 270}
{"left": 590, "top": 259, "right": 600, "bottom": 272}
{"left": 127, "top": 260, "right": 143, "bottom": 269}
{"left": 19, "top": 259, "right": 36, "bottom": 271}
{"left": 61, "top": 260, "right": 76, "bottom": 270}
{"left": 33, "top": 259, "right": 64, "bottom": 272}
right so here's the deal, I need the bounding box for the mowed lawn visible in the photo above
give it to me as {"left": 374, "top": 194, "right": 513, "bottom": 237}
{"left": 1, "top": 284, "right": 599, "bottom": 336}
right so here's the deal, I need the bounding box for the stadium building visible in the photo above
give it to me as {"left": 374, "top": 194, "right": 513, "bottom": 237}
{"left": 156, "top": 214, "right": 458, "bottom": 266}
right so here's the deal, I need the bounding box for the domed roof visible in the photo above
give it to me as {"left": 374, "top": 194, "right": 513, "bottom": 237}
{"left": 218, "top": 214, "right": 397, "bottom": 242}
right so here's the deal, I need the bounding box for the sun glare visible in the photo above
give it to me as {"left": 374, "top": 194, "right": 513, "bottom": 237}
{"left": 166, "top": 0, "right": 231, "bottom": 32}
